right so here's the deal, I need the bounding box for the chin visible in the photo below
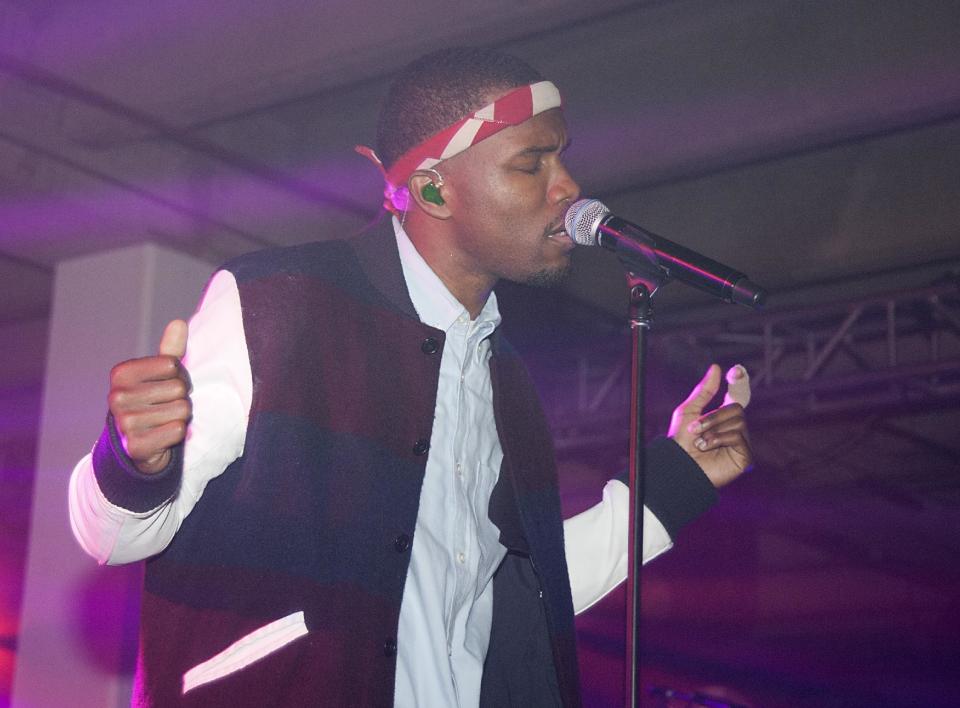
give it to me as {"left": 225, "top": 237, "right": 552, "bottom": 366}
{"left": 523, "top": 262, "right": 571, "bottom": 289}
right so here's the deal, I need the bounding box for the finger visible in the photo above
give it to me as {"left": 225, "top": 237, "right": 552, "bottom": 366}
{"left": 694, "top": 429, "right": 750, "bottom": 455}
{"left": 109, "top": 377, "right": 191, "bottom": 416}
{"left": 680, "top": 364, "right": 722, "bottom": 416}
{"left": 115, "top": 399, "right": 192, "bottom": 437}
{"left": 700, "top": 416, "right": 746, "bottom": 437}
{"left": 158, "top": 319, "right": 188, "bottom": 359}
{"left": 690, "top": 402, "right": 745, "bottom": 434}
{"left": 124, "top": 420, "right": 188, "bottom": 467}
{"left": 723, "top": 364, "right": 751, "bottom": 408}
{"left": 110, "top": 357, "right": 181, "bottom": 390}
{"left": 141, "top": 376, "right": 190, "bottom": 405}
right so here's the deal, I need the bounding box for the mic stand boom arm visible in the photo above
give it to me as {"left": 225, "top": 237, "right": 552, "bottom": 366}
{"left": 597, "top": 216, "right": 766, "bottom": 309}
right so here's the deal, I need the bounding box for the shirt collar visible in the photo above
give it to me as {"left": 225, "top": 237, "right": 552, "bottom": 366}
{"left": 393, "top": 216, "right": 501, "bottom": 334}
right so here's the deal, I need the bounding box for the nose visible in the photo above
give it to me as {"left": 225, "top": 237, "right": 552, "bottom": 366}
{"left": 549, "top": 161, "right": 581, "bottom": 207}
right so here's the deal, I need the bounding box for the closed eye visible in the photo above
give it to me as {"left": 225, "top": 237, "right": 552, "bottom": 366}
{"left": 514, "top": 140, "right": 572, "bottom": 175}
{"left": 515, "top": 139, "right": 571, "bottom": 174}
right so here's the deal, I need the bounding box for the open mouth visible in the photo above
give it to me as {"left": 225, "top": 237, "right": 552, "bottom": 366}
{"left": 546, "top": 227, "right": 575, "bottom": 250}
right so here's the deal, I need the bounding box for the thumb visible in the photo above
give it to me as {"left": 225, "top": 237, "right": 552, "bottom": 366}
{"left": 681, "top": 364, "right": 722, "bottom": 417}
{"left": 723, "top": 364, "right": 751, "bottom": 408}
{"left": 158, "top": 319, "right": 188, "bottom": 359}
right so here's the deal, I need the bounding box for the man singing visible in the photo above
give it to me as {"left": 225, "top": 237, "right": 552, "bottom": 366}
{"left": 69, "top": 46, "right": 751, "bottom": 707}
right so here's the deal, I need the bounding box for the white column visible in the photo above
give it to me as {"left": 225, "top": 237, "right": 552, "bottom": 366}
{"left": 12, "top": 244, "right": 213, "bottom": 708}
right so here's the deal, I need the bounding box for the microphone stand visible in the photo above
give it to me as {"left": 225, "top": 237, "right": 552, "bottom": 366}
{"left": 623, "top": 271, "right": 658, "bottom": 708}
{"left": 619, "top": 264, "right": 763, "bottom": 707}
{"left": 565, "top": 197, "right": 767, "bottom": 705}
{"left": 569, "top": 197, "right": 766, "bottom": 704}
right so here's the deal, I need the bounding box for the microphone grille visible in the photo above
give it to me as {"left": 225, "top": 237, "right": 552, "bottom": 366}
{"left": 564, "top": 198, "right": 610, "bottom": 246}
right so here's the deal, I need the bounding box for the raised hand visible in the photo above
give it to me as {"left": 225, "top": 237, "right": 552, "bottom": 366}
{"left": 668, "top": 364, "right": 752, "bottom": 488}
{"left": 108, "top": 319, "right": 192, "bottom": 474}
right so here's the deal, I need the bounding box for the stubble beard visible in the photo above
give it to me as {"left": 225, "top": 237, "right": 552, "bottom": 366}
{"left": 523, "top": 260, "right": 571, "bottom": 289}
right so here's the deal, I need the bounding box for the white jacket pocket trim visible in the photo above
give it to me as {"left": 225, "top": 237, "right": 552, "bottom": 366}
{"left": 182, "top": 611, "right": 308, "bottom": 695}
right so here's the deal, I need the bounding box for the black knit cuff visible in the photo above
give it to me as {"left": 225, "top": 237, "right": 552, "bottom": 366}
{"left": 92, "top": 413, "right": 183, "bottom": 512}
{"left": 618, "top": 437, "right": 718, "bottom": 539}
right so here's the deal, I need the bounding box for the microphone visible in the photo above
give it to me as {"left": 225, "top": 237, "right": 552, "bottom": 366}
{"left": 565, "top": 198, "right": 766, "bottom": 309}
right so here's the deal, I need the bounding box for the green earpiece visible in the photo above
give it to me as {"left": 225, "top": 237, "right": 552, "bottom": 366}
{"left": 422, "top": 182, "right": 444, "bottom": 205}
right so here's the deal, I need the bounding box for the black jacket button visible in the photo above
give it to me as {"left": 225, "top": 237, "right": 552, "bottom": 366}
{"left": 412, "top": 438, "right": 429, "bottom": 456}
{"left": 394, "top": 533, "right": 411, "bottom": 552}
{"left": 421, "top": 337, "right": 440, "bottom": 354}
{"left": 383, "top": 637, "right": 397, "bottom": 657}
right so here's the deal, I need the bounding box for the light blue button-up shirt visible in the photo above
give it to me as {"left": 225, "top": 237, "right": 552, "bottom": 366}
{"left": 393, "top": 218, "right": 508, "bottom": 708}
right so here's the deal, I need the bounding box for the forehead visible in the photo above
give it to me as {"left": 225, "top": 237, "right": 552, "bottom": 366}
{"left": 498, "top": 108, "right": 568, "bottom": 151}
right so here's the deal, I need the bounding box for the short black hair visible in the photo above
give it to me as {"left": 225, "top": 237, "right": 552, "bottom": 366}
{"left": 376, "top": 47, "right": 544, "bottom": 170}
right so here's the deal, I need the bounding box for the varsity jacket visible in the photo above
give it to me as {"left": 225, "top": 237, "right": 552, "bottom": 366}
{"left": 73, "top": 221, "right": 717, "bottom": 706}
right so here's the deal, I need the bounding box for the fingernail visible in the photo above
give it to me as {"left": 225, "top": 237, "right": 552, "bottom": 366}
{"left": 687, "top": 421, "right": 702, "bottom": 434}
{"left": 695, "top": 437, "right": 707, "bottom": 451}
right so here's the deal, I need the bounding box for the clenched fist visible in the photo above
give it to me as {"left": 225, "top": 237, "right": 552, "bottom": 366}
{"left": 108, "top": 319, "right": 192, "bottom": 474}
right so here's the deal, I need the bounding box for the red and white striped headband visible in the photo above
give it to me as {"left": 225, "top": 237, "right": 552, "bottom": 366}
{"left": 357, "top": 80, "right": 562, "bottom": 213}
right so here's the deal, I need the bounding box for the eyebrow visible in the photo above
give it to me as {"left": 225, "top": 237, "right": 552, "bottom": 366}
{"left": 515, "top": 138, "right": 573, "bottom": 157}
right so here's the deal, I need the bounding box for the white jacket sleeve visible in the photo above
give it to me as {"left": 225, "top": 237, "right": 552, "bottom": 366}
{"left": 68, "top": 270, "right": 252, "bottom": 564}
{"left": 563, "top": 436, "right": 720, "bottom": 615}
{"left": 563, "top": 480, "right": 672, "bottom": 615}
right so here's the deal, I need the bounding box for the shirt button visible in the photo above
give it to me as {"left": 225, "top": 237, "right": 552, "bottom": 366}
{"left": 421, "top": 337, "right": 440, "bottom": 355}
{"left": 394, "top": 533, "right": 411, "bottom": 552}
{"left": 383, "top": 637, "right": 397, "bottom": 657}
{"left": 412, "top": 438, "right": 430, "bottom": 456}
{"left": 457, "top": 552, "right": 466, "bottom": 564}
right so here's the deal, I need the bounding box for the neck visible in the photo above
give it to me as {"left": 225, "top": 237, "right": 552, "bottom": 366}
{"left": 404, "top": 216, "right": 495, "bottom": 320}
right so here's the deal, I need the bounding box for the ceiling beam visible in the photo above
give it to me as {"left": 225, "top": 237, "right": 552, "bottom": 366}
{"left": 0, "top": 52, "right": 376, "bottom": 218}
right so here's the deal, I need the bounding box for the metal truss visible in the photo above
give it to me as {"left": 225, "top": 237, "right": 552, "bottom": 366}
{"left": 534, "top": 279, "right": 960, "bottom": 452}
{"left": 660, "top": 279, "right": 960, "bottom": 421}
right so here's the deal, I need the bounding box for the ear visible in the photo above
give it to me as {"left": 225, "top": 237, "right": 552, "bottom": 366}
{"left": 408, "top": 171, "right": 452, "bottom": 219}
